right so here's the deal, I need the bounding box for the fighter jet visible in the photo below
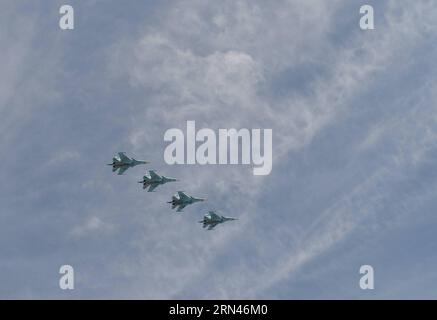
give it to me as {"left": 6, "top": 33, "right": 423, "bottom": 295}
{"left": 199, "top": 211, "right": 237, "bottom": 230}
{"left": 168, "top": 191, "right": 205, "bottom": 212}
{"left": 108, "top": 152, "right": 149, "bottom": 175}
{"left": 138, "top": 170, "right": 178, "bottom": 192}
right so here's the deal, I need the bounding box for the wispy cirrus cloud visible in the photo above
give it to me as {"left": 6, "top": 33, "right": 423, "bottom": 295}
{"left": 2, "top": 0, "right": 437, "bottom": 299}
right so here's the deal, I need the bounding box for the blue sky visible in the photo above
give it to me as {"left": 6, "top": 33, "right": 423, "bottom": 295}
{"left": 1, "top": 0, "right": 437, "bottom": 299}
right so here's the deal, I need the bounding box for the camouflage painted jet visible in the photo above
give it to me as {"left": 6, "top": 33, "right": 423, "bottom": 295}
{"left": 168, "top": 191, "right": 205, "bottom": 212}
{"left": 138, "top": 170, "right": 178, "bottom": 192}
{"left": 199, "top": 211, "right": 237, "bottom": 230}
{"left": 108, "top": 152, "right": 149, "bottom": 175}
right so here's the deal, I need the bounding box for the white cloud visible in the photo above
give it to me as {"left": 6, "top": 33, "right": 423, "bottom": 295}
{"left": 2, "top": 0, "right": 437, "bottom": 299}
{"left": 110, "top": 0, "right": 437, "bottom": 298}
{"left": 47, "top": 150, "right": 81, "bottom": 167}
{"left": 70, "top": 216, "right": 114, "bottom": 238}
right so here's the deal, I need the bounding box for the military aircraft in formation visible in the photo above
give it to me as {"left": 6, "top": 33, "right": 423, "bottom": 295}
{"left": 138, "top": 170, "right": 178, "bottom": 192}
{"left": 168, "top": 191, "right": 205, "bottom": 212}
{"left": 109, "top": 153, "right": 236, "bottom": 228}
{"left": 199, "top": 211, "right": 237, "bottom": 230}
{"left": 108, "top": 152, "right": 149, "bottom": 175}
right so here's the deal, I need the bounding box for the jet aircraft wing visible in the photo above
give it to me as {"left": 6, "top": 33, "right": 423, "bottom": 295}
{"left": 117, "top": 166, "right": 129, "bottom": 175}
{"left": 207, "top": 223, "right": 219, "bottom": 230}
{"left": 177, "top": 191, "right": 190, "bottom": 201}
{"left": 147, "top": 183, "right": 159, "bottom": 192}
{"left": 149, "top": 170, "right": 160, "bottom": 180}
{"left": 208, "top": 211, "right": 220, "bottom": 220}
{"left": 176, "top": 204, "right": 186, "bottom": 212}
{"left": 118, "top": 152, "right": 130, "bottom": 163}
